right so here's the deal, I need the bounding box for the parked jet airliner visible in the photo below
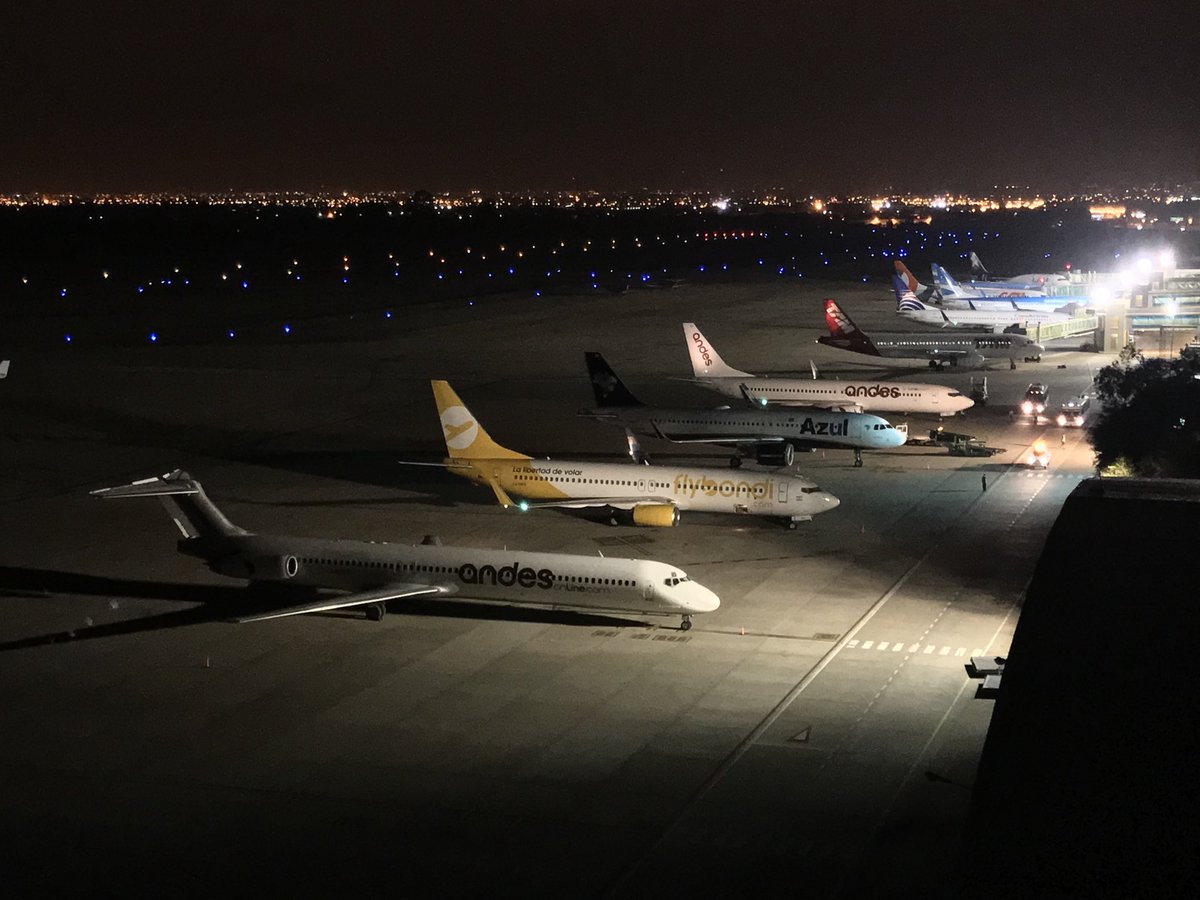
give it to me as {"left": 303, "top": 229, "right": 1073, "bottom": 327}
{"left": 581, "top": 352, "right": 906, "bottom": 467}
{"left": 681, "top": 322, "right": 972, "bottom": 417}
{"left": 893, "top": 276, "right": 1069, "bottom": 331}
{"left": 895, "top": 260, "right": 1047, "bottom": 301}
{"left": 92, "top": 470, "right": 719, "bottom": 630}
{"left": 427, "top": 380, "right": 840, "bottom": 528}
{"left": 818, "top": 299, "right": 1044, "bottom": 370}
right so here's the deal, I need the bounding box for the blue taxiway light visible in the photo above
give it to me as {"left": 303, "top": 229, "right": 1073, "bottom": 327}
{"left": 385, "top": 311, "right": 392, "bottom": 319}
{"left": 148, "top": 332, "right": 158, "bottom": 343}
{"left": 282, "top": 324, "right": 291, "bottom": 334}
{"left": 241, "top": 281, "right": 249, "bottom": 289}
{"left": 64, "top": 334, "right": 72, "bottom": 343}
{"left": 228, "top": 330, "right": 236, "bottom": 339}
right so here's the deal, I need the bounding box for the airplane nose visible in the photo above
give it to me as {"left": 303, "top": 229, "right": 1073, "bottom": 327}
{"left": 686, "top": 584, "right": 721, "bottom": 613}
{"left": 821, "top": 492, "right": 841, "bottom": 511}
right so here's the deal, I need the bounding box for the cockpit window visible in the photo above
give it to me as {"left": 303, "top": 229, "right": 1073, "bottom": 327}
{"left": 663, "top": 575, "right": 690, "bottom": 587}
{"left": 948, "top": 391, "right": 964, "bottom": 397}
{"left": 801, "top": 486, "right": 821, "bottom": 493}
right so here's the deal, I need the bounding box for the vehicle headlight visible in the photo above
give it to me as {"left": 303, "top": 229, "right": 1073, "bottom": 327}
{"left": 1021, "top": 401, "right": 1033, "bottom": 414}
{"left": 1057, "top": 414, "right": 1067, "bottom": 426}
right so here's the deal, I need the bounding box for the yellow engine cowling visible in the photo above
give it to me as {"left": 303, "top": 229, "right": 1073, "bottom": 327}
{"left": 631, "top": 504, "right": 680, "bottom": 527}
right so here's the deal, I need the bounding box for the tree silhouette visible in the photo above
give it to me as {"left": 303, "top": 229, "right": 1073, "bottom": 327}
{"left": 1090, "top": 346, "right": 1200, "bottom": 477}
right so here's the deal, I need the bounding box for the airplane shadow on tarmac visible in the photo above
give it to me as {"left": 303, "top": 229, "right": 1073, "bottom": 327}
{"left": 0, "top": 566, "right": 648, "bottom": 652}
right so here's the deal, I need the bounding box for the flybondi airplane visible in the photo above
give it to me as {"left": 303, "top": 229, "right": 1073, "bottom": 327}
{"left": 818, "top": 298, "right": 1044, "bottom": 370}
{"left": 681, "top": 322, "right": 973, "bottom": 417}
{"left": 91, "top": 470, "right": 719, "bottom": 630}
{"left": 580, "top": 351, "right": 906, "bottom": 467}
{"left": 427, "top": 380, "right": 840, "bottom": 529}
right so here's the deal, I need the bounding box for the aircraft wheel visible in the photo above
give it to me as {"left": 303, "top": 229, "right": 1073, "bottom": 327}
{"left": 787, "top": 520, "right": 798, "bottom": 530}
{"left": 366, "top": 602, "right": 386, "bottom": 622}
{"left": 680, "top": 616, "right": 693, "bottom": 632}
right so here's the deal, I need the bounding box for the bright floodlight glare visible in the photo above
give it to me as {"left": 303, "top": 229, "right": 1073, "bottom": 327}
{"left": 1158, "top": 249, "right": 1176, "bottom": 269}
{"left": 1118, "top": 269, "right": 1136, "bottom": 288}
{"left": 1136, "top": 255, "right": 1154, "bottom": 275}
{"left": 1166, "top": 301, "right": 1179, "bottom": 317}
{"left": 1092, "top": 284, "right": 1113, "bottom": 305}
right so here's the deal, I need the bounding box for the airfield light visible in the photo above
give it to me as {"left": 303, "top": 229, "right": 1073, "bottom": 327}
{"left": 282, "top": 324, "right": 291, "bottom": 335}
{"left": 64, "top": 334, "right": 72, "bottom": 343}
{"left": 148, "top": 332, "right": 158, "bottom": 343}
{"left": 385, "top": 310, "right": 392, "bottom": 319}
{"left": 1166, "top": 300, "right": 1179, "bottom": 318}
{"left": 1136, "top": 255, "right": 1153, "bottom": 276}
{"left": 228, "top": 330, "right": 236, "bottom": 339}
{"left": 1091, "top": 284, "right": 1114, "bottom": 305}
{"left": 518, "top": 501, "right": 529, "bottom": 512}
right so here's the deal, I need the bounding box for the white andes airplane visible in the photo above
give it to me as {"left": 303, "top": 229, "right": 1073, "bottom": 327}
{"left": 682, "top": 322, "right": 973, "bottom": 417}
{"left": 893, "top": 276, "right": 1070, "bottom": 332}
{"left": 582, "top": 351, "right": 907, "bottom": 467}
{"left": 430, "top": 380, "right": 839, "bottom": 529}
{"left": 91, "top": 470, "right": 719, "bottom": 630}
{"left": 818, "top": 298, "right": 1044, "bottom": 370}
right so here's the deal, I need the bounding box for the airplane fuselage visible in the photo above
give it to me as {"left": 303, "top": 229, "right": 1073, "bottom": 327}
{"left": 445, "top": 456, "right": 839, "bottom": 521}
{"left": 587, "top": 406, "right": 906, "bottom": 451}
{"left": 692, "top": 377, "right": 973, "bottom": 416}
{"left": 898, "top": 306, "right": 1069, "bottom": 330}
{"left": 819, "top": 331, "right": 1042, "bottom": 366}
{"left": 190, "top": 533, "right": 719, "bottom": 618}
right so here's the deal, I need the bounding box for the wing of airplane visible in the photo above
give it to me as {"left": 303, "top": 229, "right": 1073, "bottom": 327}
{"left": 235, "top": 583, "right": 449, "bottom": 623}
{"left": 512, "top": 495, "right": 677, "bottom": 511}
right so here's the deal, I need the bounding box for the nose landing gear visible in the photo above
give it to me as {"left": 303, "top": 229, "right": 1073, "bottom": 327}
{"left": 680, "top": 615, "right": 693, "bottom": 632}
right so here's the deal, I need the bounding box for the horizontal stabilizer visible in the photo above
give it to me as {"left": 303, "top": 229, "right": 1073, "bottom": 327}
{"left": 91, "top": 470, "right": 199, "bottom": 499}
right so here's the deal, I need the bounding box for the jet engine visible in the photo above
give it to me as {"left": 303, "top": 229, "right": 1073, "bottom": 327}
{"left": 631, "top": 504, "right": 681, "bottom": 527}
{"left": 755, "top": 443, "right": 795, "bottom": 467}
{"left": 213, "top": 554, "right": 301, "bottom": 581}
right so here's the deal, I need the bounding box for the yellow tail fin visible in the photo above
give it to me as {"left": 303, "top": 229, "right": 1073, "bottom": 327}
{"left": 430, "top": 380, "right": 530, "bottom": 460}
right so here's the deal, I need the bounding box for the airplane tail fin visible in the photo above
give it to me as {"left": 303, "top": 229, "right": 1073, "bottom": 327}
{"left": 931, "top": 263, "right": 964, "bottom": 295}
{"left": 894, "top": 260, "right": 924, "bottom": 294}
{"left": 91, "top": 470, "right": 248, "bottom": 540}
{"left": 584, "top": 352, "right": 642, "bottom": 407}
{"left": 970, "top": 252, "right": 989, "bottom": 278}
{"left": 682, "top": 323, "right": 752, "bottom": 379}
{"left": 821, "top": 299, "right": 880, "bottom": 355}
{"left": 430, "top": 380, "right": 531, "bottom": 461}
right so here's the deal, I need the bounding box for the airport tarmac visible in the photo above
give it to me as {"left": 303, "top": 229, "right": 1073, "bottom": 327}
{"left": 0, "top": 281, "right": 1105, "bottom": 896}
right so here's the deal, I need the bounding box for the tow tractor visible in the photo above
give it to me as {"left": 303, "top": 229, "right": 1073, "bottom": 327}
{"left": 906, "top": 426, "right": 1005, "bottom": 457}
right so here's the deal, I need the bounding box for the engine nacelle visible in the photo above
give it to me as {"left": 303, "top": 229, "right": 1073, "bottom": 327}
{"left": 755, "top": 443, "right": 795, "bottom": 467}
{"left": 631, "top": 504, "right": 681, "bottom": 527}
{"left": 213, "top": 554, "right": 300, "bottom": 582}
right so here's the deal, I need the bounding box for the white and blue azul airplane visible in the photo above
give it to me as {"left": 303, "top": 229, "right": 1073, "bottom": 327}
{"left": 580, "top": 352, "right": 906, "bottom": 467}
{"left": 893, "top": 275, "right": 1070, "bottom": 332}
{"left": 92, "top": 470, "right": 720, "bottom": 630}
{"left": 680, "top": 322, "right": 972, "bottom": 417}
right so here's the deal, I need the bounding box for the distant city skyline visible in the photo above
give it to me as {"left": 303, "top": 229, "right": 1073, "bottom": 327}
{"left": 2, "top": 2, "right": 1195, "bottom": 193}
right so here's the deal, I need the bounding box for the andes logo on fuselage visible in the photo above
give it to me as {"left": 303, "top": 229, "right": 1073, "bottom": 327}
{"left": 843, "top": 385, "right": 902, "bottom": 399}
{"left": 458, "top": 561, "right": 554, "bottom": 590}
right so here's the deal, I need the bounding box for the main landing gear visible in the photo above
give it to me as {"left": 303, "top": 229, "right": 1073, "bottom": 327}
{"left": 853, "top": 448, "right": 863, "bottom": 468}
{"left": 365, "top": 602, "right": 387, "bottom": 622}
{"left": 680, "top": 615, "right": 693, "bottom": 632}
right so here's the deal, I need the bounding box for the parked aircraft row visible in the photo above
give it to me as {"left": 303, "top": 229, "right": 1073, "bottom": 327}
{"left": 893, "top": 275, "right": 1071, "bottom": 332}
{"left": 895, "top": 260, "right": 1085, "bottom": 308}
{"left": 90, "top": 292, "right": 1006, "bottom": 632}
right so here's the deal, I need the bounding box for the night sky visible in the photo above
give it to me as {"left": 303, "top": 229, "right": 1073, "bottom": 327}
{"left": 2, "top": 1, "right": 1195, "bottom": 193}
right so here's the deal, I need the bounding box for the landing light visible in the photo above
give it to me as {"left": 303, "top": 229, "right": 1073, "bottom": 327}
{"left": 518, "top": 501, "right": 529, "bottom": 511}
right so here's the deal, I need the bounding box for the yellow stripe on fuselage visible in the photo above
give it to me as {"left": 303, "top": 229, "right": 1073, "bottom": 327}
{"left": 445, "top": 457, "right": 779, "bottom": 506}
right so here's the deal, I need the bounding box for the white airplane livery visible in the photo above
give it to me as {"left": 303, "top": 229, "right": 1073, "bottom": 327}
{"left": 582, "top": 351, "right": 906, "bottom": 467}
{"left": 429, "top": 380, "right": 840, "bottom": 528}
{"left": 92, "top": 470, "right": 720, "bottom": 630}
{"left": 893, "top": 277, "right": 1070, "bottom": 332}
{"left": 818, "top": 298, "right": 1045, "bottom": 370}
{"left": 682, "top": 323, "right": 973, "bottom": 417}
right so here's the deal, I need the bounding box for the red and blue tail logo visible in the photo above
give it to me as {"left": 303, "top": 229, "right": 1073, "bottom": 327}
{"left": 820, "top": 299, "right": 879, "bottom": 355}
